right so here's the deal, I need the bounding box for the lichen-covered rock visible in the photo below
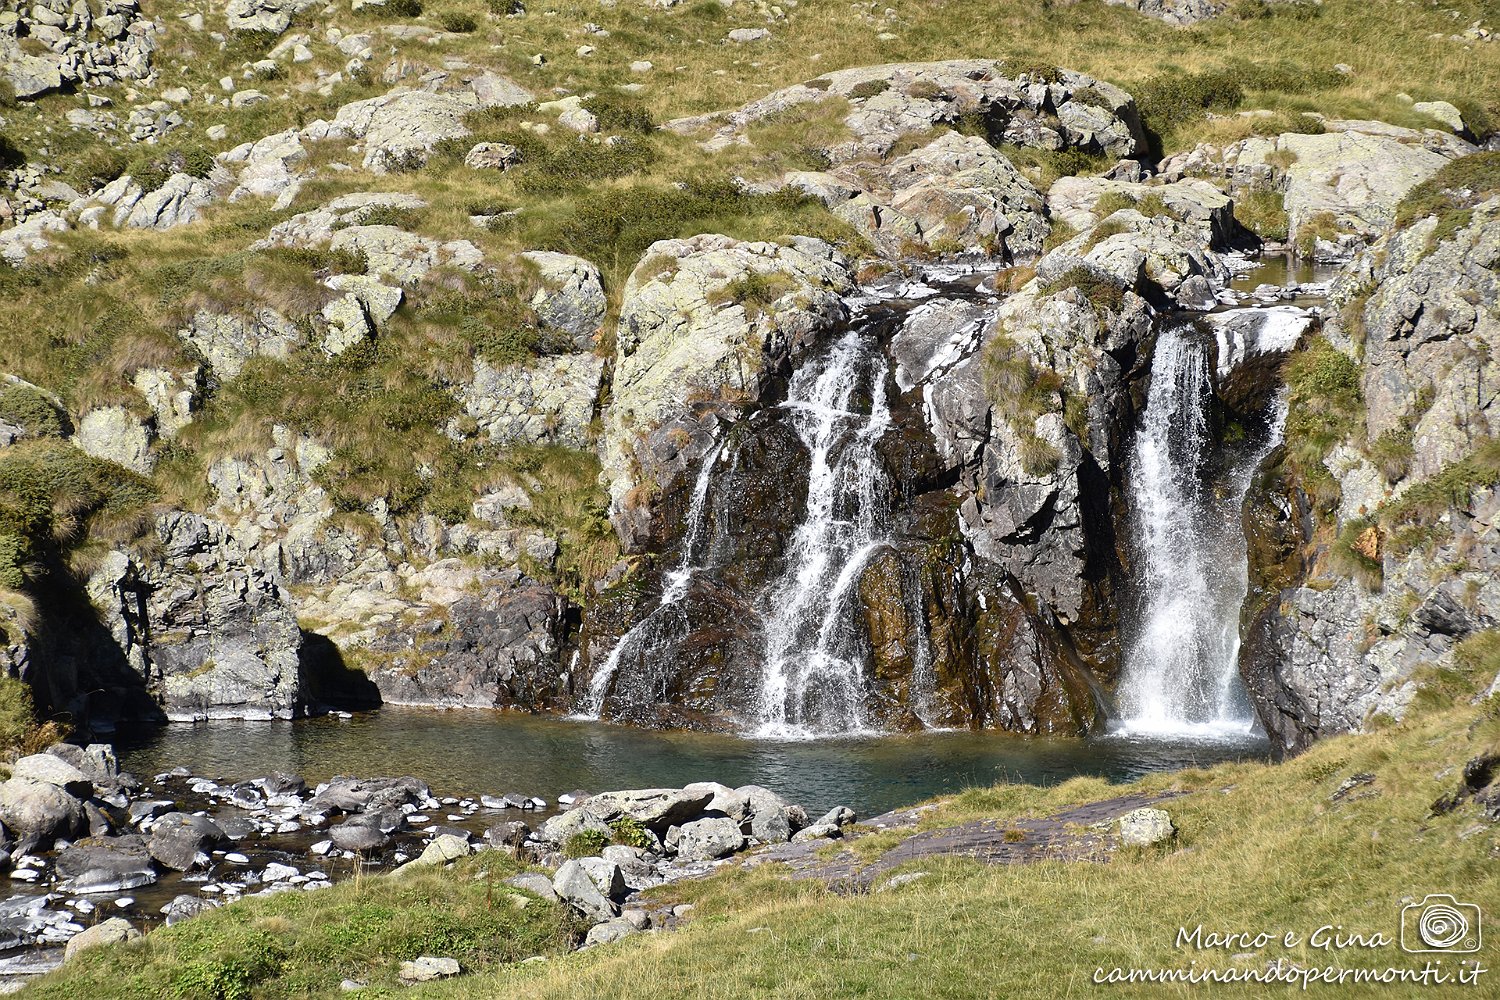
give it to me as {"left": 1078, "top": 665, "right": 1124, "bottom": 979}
{"left": 86, "top": 511, "right": 303, "bottom": 722}
{"left": 823, "top": 132, "right": 1048, "bottom": 258}
{"left": 180, "top": 307, "right": 305, "bottom": 381}
{"left": 603, "top": 234, "right": 854, "bottom": 546}
{"left": 124, "top": 173, "right": 216, "bottom": 230}
{"left": 1048, "top": 176, "right": 1243, "bottom": 248}
{"left": 523, "top": 251, "right": 607, "bottom": 348}
{"left": 458, "top": 353, "right": 605, "bottom": 449}
{"left": 73, "top": 405, "right": 155, "bottom": 474}
{"left": 1160, "top": 122, "right": 1475, "bottom": 259}
{"left": 224, "top": 0, "right": 316, "bottom": 35}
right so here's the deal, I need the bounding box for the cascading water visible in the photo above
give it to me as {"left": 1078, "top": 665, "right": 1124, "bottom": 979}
{"left": 578, "top": 441, "right": 723, "bottom": 719}
{"left": 755, "top": 329, "right": 895, "bottom": 738}
{"left": 1112, "top": 324, "right": 1285, "bottom": 739}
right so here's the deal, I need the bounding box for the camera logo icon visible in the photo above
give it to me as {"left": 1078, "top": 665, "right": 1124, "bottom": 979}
{"left": 1401, "top": 895, "right": 1481, "bottom": 953}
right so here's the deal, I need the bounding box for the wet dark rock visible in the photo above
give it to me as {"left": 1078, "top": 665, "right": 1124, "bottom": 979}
{"left": 55, "top": 837, "right": 156, "bottom": 893}
{"left": 148, "top": 813, "right": 227, "bottom": 871}
{"left": 484, "top": 821, "right": 530, "bottom": 849}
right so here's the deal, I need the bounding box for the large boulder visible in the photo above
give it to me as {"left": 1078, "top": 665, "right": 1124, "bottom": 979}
{"left": 552, "top": 859, "right": 616, "bottom": 922}
{"left": 0, "top": 777, "right": 85, "bottom": 850}
{"left": 148, "top": 812, "right": 227, "bottom": 870}
{"left": 180, "top": 307, "right": 305, "bottom": 381}
{"left": 86, "top": 511, "right": 303, "bottom": 722}
{"left": 574, "top": 787, "right": 716, "bottom": 832}
{"left": 72, "top": 406, "right": 155, "bottom": 475}
{"left": 603, "top": 234, "right": 854, "bottom": 547}
{"left": 667, "top": 816, "right": 744, "bottom": 861}
{"left": 63, "top": 917, "right": 140, "bottom": 962}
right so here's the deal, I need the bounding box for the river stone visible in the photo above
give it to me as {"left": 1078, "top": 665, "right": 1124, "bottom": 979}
{"left": 576, "top": 857, "right": 629, "bottom": 901}
{"left": 329, "top": 817, "right": 389, "bottom": 852}
{"left": 163, "top": 894, "right": 219, "bottom": 924}
{"left": 63, "top": 917, "right": 140, "bottom": 961}
{"left": 0, "top": 777, "right": 85, "bottom": 849}
{"left": 56, "top": 839, "right": 156, "bottom": 893}
{"left": 537, "top": 806, "right": 612, "bottom": 846}
{"left": 148, "top": 813, "right": 226, "bottom": 870}
{"left": 552, "top": 859, "right": 616, "bottom": 922}
{"left": 11, "top": 754, "right": 93, "bottom": 797}
{"left": 485, "top": 820, "right": 530, "bottom": 849}
{"left": 405, "top": 833, "right": 471, "bottom": 869}
{"left": 668, "top": 816, "right": 745, "bottom": 861}
{"left": 1119, "top": 807, "right": 1176, "bottom": 847}
{"left": 505, "top": 872, "right": 560, "bottom": 903}
{"left": 584, "top": 917, "right": 638, "bottom": 947}
{"left": 576, "top": 788, "right": 716, "bottom": 832}
{"left": 399, "top": 956, "right": 460, "bottom": 982}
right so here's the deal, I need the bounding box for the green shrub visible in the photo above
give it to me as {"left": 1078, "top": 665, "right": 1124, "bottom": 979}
{"left": 384, "top": 0, "right": 423, "bottom": 15}
{"left": 1005, "top": 61, "right": 1063, "bottom": 85}
{"left": 439, "top": 10, "right": 478, "bottom": 32}
{"left": 582, "top": 94, "right": 657, "bottom": 135}
{"left": 1250, "top": 110, "right": 1325, "bottom": 137}
{"left": 342, "top": 204, "right": 425, "bottom": 231}
{"left": 486, "top": 0, "right": 525, "bottom": 12}
{"left": 849, "top": 79, "right": 890, "bottom": 100}
{"left": 1038, "top": 266, "right": 1126, "bottom": 315}
{"left": 563, "top": 829, "right": 610, "bottom": 858}
{"left": 610, "top": 817, "right": 653, "bottom": 850}
{"left": 1379, "top": 438, "right": 1500, "bottom": 554}
{"left": 1135, "top": 69, "right": 1244, "bottom": 138}
{"left": 1234, "top": 187, "right": 1289, "bottom": 241}
{"left": 1394, "top": 151, "right": 1500, "bottom": 228}
{"left": 1330, "top": 516, "right": 1383, "bottom": 588}
{"left": 1230, "top": 0, "right": 1323, "bottom": 20}
{"left": 1093, "top": 191, "right": 1135, "bottom": 218}
{"left": 1282, "top": 336, "right": 1362, "bottom": 508}
{"left": 1367, "top": 428, "right": 1414, "bottom": 483}
{"left": 0, "top": 677, "right": 40, "bottom": 753}
{"left": 1136, "top": 192, "right": 1168, "bottom": 218}
{"left": 981, "top": 327, "right": 1069, "bottom": 475}
{"left": 1295, "top": 210, "right": 1340, "bottom": 257}
{"left": 126, "top": 145, "right": 215, "bottom": 193}
{"left": 65, "top": 144, "right": 129, "bottom": 190}
{"left": 0, "top": 79, "right": 16, "bottom": 108}
{"left": 0, "top": 384, "right": 66, "bottom": 438}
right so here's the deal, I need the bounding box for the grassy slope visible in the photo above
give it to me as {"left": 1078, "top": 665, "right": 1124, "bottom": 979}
{"left": 23, "top": 639, "right": 1500, "bottom": 998}
{"left": 440, "top": 701, "right": 1500, "bottom": 999}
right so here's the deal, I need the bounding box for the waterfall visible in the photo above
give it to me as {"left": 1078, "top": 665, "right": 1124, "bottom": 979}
{"left": 755, "top": 330, "right": 894, "bottom": 738}
{"left": 1112, "top": 325, "right": 1285, "bottom": 739}
{"left": 577, "top": 441, "right": 723, "bottom": 719}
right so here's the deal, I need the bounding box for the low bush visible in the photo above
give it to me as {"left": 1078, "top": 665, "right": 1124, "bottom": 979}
{"left": 1394, "top": 151, "right": 1500, "bottom": 228}
{"left": 1038, "top": 266, "right": 1126, "bottom": 315}
{"left": 0, "top": 383, "right": 66, "bottom": 439}
{"left": 1282, "top": 336, "right": 1362, "bottom": 509}
{"left": 1234, "top": 187, "right": 1290, "bottom": 241}
{"left": 563, "top": 829, "right": 610, "bottom": 858}
{"left": 438, "top": 10, "right": 478, "bottom": 32}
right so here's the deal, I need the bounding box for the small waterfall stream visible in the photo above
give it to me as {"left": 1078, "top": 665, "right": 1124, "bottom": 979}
{"left": 1112, "top": 324, "right": 1285, "bottom": 739}
{"left": 755, "top": 329, "right": 894, "bottom": 738}
{"left": 579, "top": 441, "right": 724, "bottom": 719}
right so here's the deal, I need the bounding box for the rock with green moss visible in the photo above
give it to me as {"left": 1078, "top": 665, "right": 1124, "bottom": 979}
{"left": 602, "top": 234, "right": 854, "bottom": 547}
{"left": 459, "top": 352, "right": 605, "bottom": 449}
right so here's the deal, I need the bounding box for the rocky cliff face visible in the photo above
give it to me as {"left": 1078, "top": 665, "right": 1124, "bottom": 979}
{"left": 1240, "top": 195, "right": 1500, "bottom": 749}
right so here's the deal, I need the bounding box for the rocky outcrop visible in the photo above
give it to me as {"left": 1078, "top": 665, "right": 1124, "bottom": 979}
{"left": 1241, "top": 200, "right": 1500, "bottom": 749}
{"left": 602, "top": 234, "right": 855, "bottom": 547}
{"left": 1102, "top": 0, "right": 1225, "bottom": 25}
{"left": 458, "top": 353, "right": 605, "bottom": 450}
{"left": 224, "top": 0, "right": 317, "bottom": 36}
{"left": 696, "top": 60, "right": 1143, "bottom": 255}
{"left": 85, "top": 511, "right": 304, "bottom": 722}
{"left": 1160, "top": 121, "right": 1475, "bottom": 260}
{"left": 0, "top": 0, "right": 156, "bottom": 101}
{"left": 523, "top": 251, "right": 607, "bottom": 349}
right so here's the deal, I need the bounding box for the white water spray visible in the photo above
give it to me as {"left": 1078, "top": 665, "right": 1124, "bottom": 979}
{"left": 755, "top": 331, "right": 894, "bottom": 738}
{"left": 1113, "top": 325, "right": 1285, "bottom": 739}
{"left": 578, "top": 441, "right": 723, "bottom": 719}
